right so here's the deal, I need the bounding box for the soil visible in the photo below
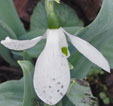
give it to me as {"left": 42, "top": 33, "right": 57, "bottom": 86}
{"left": 0, "top": 0, "right": 113, "bottom": 106}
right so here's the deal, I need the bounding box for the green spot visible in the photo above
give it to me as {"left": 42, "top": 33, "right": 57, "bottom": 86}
{"left": 61, "top": 47, "right": 68, "bottom": 56}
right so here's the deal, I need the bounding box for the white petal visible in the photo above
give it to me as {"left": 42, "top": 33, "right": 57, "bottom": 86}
{"left": 63, "top": 30, "right": 110, "bottom": 73}
{"left": 1, "top": 34, "right": 45, "bottom": 50}
{"left": 33, "top": 29, "right": 70, "bottom": 105}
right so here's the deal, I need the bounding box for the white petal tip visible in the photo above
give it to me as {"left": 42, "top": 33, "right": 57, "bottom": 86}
{"left": 101, "top": 60, "right": 110, "bottom": 73}
{"left": 104, "top": 66, "right": 111, "bottom": 73}
{"left": 1, "top": 37, "right": 10, "bottom": 44}
{"left": 1, "top": 40, "right": 5, "bottom": 45}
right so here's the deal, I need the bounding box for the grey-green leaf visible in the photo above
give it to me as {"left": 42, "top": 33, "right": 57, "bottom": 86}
{"left": 18, "top": 60, "right": 37, "bottom": 106}
{"left": 102, "top": 36, "right": 113, "bottom": 68}
{"left": 0, "top": 20, "right": 17, "bottom": 66}
{"left": 67, "top": 79, "right": 98, "bottom": 106}
{"left": 0, "top": 0, "right": 26, "bottom": 36}
{"left": 0, "top": 79, "right": 24, "bottom": 106}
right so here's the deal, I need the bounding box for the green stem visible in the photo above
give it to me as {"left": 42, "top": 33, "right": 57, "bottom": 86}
{"left": 45, "top": 0, "right": 54, "bottom": 16}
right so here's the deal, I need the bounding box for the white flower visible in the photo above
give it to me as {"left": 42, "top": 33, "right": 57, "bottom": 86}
{"left": 1, "top": 27, "right": 110, "bottom": 105}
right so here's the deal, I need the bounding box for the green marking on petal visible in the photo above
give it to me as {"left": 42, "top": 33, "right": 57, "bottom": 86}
{"left": 69, "top": 62, "right": 74, "bottom": 70}
{"left": 61, "top": 47, "right": 68, "bottom": 56}
{"left": 54, "top": 0, "right": 60, "bottom": 3}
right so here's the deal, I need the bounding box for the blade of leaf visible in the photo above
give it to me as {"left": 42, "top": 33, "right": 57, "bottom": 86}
{"left": 0, "top": 79, "right": 24, "bottom": 106}
{"left": 102, "top": 36, "right": 113, "bottom": 68}
{"left": 66, "top": 79, "right": 98, "bottom": 106}
{"left": 0, "top": 45, "right": 18, "bottom": 66}
{"left": 0, "top": 20, "right": 17, "bottom": 66}
{"left": 62, "top": 96, "right": 75, "bottom": 106}
{"left": 18, "top": 60, "right": 37, "bottom": 106}
{"left": 44, "top": 101, "right": 62, "bottom": 106}
{"left": 0, "top": 0, "right": 26, "bottom": 36}
{"left": 54, "top": 2, "right": 83, "bottom": 27}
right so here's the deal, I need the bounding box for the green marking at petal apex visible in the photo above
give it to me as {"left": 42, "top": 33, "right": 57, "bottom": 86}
{"left": 69, "top": 62, "right": 74, "bottom": 70}
{"left": 54, "top": 0, "right": 60, "bottom": 3}
{"left": 61, "top": 47, "right": 68, "bottom": 56}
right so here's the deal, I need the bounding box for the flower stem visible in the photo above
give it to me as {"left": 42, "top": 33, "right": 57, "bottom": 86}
{"left": 45, "top": 0, "right": 61, "bottom": 29}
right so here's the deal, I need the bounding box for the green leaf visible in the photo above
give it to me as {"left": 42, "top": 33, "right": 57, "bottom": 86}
{"left": 0, "top": 20, "right": 18, "bottom": 66}
{"left": 30, "top": 1, "right": 48, "bottom": 30}
{"left": 69, "top": 0, "right": 113, "bottom": 79}
{"left": 102, "top": 36, "right": 113, "bottom": 68}
{"left": 54, "top": 2, "right": 83, "bottom": 27}
{"left": 62, "top": 96, "right": 75, "bottom": 106}
{"left": 0, "top": 20, "right": 17, "bottom": 39}
{"left": 0, "top": 79, "right": 24, "bottom": 106}
{"left": 18, "top": 60, "right": 37, "bottom": 106}
{"left": 30, "top": 1, "right": 83, "bottom": 30}
{"left": 0, "top": 0, "right": 26, "bottom": 36}
{"left": 0, "top": 45, "right": 18, "bottom": 66}
{"left": 67, "top": 79, "right": 98, "bottom": 106}
{"left": 44, "top": 101, "right": 62, "bottom": 106}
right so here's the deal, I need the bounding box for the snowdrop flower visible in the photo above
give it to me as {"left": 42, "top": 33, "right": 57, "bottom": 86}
{"left": 1, "top": 27, "right": 110, "bottom": 105}
{"left": 0, "top": 0, "right": 110, "bottom": 105}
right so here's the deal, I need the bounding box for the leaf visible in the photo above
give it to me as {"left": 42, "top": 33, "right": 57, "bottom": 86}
{"left": 62, "top": 96, "right": 75, "bottom": 106}
{"left": 0, "top": 79, "right": 24, "bottom": 106}
{"left": 102, "top": 36, "right": 113, "bottom": 68}
{"left": 0, "top": 45, "right": 18, "bottom": 66}
{"left": 69, "top": 0, "right": 113, "bottom": 79}
{"left": 30, "top": 1, "right": 83, "bottom": 30}
{"left": 67, "top": 79, "right": 98, "bottom": 106}
{"left": 54, "top": 2, "right": 83, "bottom": 27}
{"left": 18, "top": 60, "right": 37, "bottom": 106}
{"left": 0, "top": 0, "right": 26, "bottom": 36}
{"left": 0, "top": 20, "right": 18, "bottom": 66}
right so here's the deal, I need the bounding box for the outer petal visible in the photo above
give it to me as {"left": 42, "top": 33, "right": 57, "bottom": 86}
{"left": 63, "top": 29, "right": 110, "bottom": 73}
{"left": 1, "top": 34, "right": 45, "bottom": 50}
{"left": 33, "top": 28, "right": 70, "bottom": 105}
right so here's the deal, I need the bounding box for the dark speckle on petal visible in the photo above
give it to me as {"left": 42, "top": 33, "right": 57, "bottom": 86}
{"left": 60, "top": 92, "right": 63, "bottom": 96}
{"left": 61, "top": 85, "right": 63, "bottom": 88}
{"left": 52, "top": 78, "right": 55, "bottom": 81}
{"left": 57, "top": 90, "right": 60, "bottom": 92}
{"left": 57, "top": 82, "right": 61, "bottom": 85}
{"left": 49, "top": 85, "right": 52, "bottom": 88}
